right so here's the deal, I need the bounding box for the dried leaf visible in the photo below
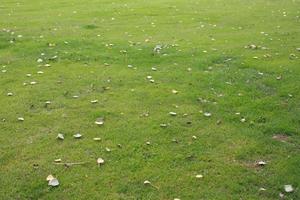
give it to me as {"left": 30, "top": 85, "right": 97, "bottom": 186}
{"left": 73, "top": 133, "right": 82, "bottom": 139}
{"left": 172, "top": 89, "right": 178, "bottom": 94}
{"left": 195, "top": 174, "right": 203, "bottom": 179}
{"left": 257, "top": 161, "right": 266, "bottom": 166}
{"left": 95, "top": 117, "right": 104, "bottom": 126}
{"left": 48, "top": 178, "right": 59, "bottom": 187}
{"left": 57, "top": 133, "right": 64, "bottom": 140}
{"left": 284, "top": 185, "right": 294, "bottom": 193}
{"left": 46, "top": 174, "right": 54, "bottom": 181}
{"left": 144, "top": 180, "right": 151, "bottom": 185}
{"left": 17, "top": 117, "right": 24, "bottom": 121}
{"left": 90, "top": 100, "right": 98, "bottom": 104}
{"left": 97, "top": 158, "right": 105, "bottom": 165}
{"left": 169, "top": 112, "right": 177, "bottom": 116}
{"left": 203, "top": 112, "right": 212, "bottom": 117}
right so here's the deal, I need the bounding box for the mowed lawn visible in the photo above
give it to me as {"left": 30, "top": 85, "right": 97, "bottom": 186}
{"left": 0, "top": 0, "right": 300, "bottom": 199}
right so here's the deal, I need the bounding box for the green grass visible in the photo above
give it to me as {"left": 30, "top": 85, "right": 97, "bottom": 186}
{"left": 0, "top": 0, "right": 300, "bottom": 199}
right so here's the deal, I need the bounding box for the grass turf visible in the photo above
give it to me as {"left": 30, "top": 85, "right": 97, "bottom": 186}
{"left": 0, "top": 0, "right": 300, "bottom": 199}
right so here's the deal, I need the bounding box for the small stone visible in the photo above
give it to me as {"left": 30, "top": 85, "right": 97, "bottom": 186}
{"left": 7, "top": 92, "right": 13, "bottom": 96}
{"left": 93, "top": 137, "right": 101, "bottom": 141}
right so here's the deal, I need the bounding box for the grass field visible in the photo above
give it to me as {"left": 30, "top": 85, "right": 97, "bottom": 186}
{"left": 0, "top": 0, "right": 300, "bottom": 199}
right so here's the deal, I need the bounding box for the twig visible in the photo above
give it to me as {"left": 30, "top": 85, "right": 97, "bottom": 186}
{"left": 54, "top": 162, "right": 88, "bottom": 167}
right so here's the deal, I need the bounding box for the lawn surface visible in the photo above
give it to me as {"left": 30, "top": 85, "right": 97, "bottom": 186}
{"left": 0, "top": 0, "right": 300, "bottom": 199}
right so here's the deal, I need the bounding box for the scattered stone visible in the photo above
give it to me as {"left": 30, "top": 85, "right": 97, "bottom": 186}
{"left": 7, "top": 92, "right": 13, "bottom": 96}
{"left": 54, "top": 158, "right": 62, "bottom": 163}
